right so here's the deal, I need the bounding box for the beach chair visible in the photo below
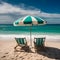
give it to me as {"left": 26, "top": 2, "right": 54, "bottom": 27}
{"left": 34, "top": 37, "right": 45, "bottom": 51}
{"left": 14, "top": 37, "right": 27, "bottom": 51}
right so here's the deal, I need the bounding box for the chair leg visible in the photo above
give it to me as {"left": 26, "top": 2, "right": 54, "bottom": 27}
{"left": 14, "top": 44, "right": 19, "bottom": 52}
{"left": 34, "top": 43, "right": 37, "bottom": 52}
{"left": 25, "top": 42, "right": 27, "bottom": 46}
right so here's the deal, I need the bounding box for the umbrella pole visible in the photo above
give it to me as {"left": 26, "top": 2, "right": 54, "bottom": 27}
{"left": 30, "top": 26, "right": 32, "bottom": 48}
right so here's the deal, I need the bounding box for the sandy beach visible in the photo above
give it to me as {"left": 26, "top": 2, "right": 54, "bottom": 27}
{"left": 0, "top": 37, "right": 60, "bottom": 60}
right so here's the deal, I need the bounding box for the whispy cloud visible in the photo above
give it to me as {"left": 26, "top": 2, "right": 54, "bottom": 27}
{"left": 0, "top": 2, "right": 60, "bottom": 24}
{"left": 0, "top": 2, "right": 40, "bottom": 15}
{"left": 0, "top": 2, "right": 60, "bottom": 17}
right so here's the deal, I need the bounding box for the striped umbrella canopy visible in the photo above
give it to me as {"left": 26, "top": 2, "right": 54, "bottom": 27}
{"left": 13, "top": 15, "right": 47, "bottom": 47}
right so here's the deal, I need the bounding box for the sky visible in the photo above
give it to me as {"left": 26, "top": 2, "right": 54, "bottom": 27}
{"left": 0, "top": 0, "right": 60, "bottom": 24}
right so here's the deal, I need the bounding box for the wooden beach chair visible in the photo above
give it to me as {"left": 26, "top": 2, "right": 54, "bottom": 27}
{"left": 14, "top": 37, "right": 28, "bottom": 51}
{"left": 34, "top": 37, "right": 45, "bottom": 52}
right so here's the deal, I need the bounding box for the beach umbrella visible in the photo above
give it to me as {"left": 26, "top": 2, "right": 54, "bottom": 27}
{"left": 13, "top": 15, "right": 47, "bottom": 47}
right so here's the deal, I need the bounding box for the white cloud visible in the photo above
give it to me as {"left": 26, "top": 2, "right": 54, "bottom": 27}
{"left": 0, "top": 2, "right": 40, "bottom": 15}
{"left": 0, "top": 2, "right": 60, "bottom": 24}
{"left": 0, "top": 2, "right": 60, "bottom": 18}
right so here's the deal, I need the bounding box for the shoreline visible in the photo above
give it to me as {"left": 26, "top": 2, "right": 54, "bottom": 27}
{"left": 0, "top": 34, "right": 60, "bottom": 41}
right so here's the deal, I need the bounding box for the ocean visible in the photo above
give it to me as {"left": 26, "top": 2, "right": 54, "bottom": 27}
{"left": 0, "top": 24, "right": 60, "bottom": 35}
{"left": 0, "top": 24, "right": 60, "bottom": 41}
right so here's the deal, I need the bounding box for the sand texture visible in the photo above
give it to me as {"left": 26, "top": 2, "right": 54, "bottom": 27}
{"left": 0, "top": 39, "right": 60, "bottom": 60}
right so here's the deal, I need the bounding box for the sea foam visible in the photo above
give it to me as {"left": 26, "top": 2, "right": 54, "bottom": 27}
{"left": 0, "top": 34, "right": 60, "bottom": 41}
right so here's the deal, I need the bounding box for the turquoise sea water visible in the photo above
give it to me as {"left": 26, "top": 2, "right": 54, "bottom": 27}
{"left": 0, "top": 24, "right": 60, "bottom": 35}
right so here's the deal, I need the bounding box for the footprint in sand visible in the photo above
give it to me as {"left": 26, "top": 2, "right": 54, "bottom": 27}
{"left": 1, "top": 56, "right": 6, "bottom": 58}
{"left": 19, "top": 56, "right": 23, "bottom": 58}
{"left": 5, "top": 52, "right": 9, "bottom": 54}
{"left": 11, "top": 57, "right": 14, "bottom": 60}
{"left": 1, "top": 52, "right": 9, "bottom": 58}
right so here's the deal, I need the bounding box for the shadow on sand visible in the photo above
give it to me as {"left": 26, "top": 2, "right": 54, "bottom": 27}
{"left": 14, "top": 46, "right": 60, "bottom": 59}
{"left": 14, "top": 46, "right": 33, "bottom": 53}
{"left": 36, "top": 47, "right": 60, "bottom": 59}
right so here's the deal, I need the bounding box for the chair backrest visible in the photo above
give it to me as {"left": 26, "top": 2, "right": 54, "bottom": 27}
{"left": 15, "top": 38, "right": 26, "bottom": 45}
{"left": 34, "top": 38, "right": 45, "bottom": 46}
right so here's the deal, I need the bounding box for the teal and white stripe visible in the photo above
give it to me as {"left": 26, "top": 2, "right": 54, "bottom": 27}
{"left": 13, "top": 15, "right": 46, "bottom": 26}
{"left": 13, "top": 15, "right": 47, "bottom": 47}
